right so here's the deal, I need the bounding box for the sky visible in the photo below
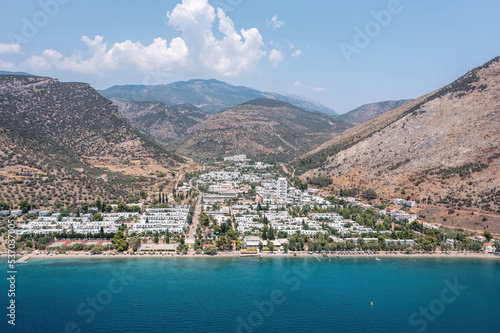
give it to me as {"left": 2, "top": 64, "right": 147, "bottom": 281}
{"left": 1, "top": 0, "right": 500, "bottom": 114}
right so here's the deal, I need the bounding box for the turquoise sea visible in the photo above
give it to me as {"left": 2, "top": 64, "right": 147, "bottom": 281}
{"left": 2, "top": 256, "right": 499, "bottom": 333}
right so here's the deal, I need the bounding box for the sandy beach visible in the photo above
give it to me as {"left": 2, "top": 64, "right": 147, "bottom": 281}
{"left": 3, "top": 251, "right": 499, "bottom": 261}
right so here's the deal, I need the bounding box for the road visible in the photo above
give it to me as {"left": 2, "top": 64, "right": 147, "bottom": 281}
{"left": 281, "top": 163, "right": 295, "bottom": 178}
{"left": 186, "top": 178, "right": 202, "bottom": 243}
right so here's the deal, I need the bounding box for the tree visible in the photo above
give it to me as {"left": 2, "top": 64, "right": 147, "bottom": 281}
{"left": 154, "top": 235, "right": 159, "bottom": 243}
{"left": 91, "top": 246, "right": 104, "bottom": 254}
{"left": 200, "top": 212, "right": 210, "bottom": 226}
{"left": 267, "top": 240, "right": 275, "bottom": 253}
{"left": 111, "top": 231, "right": 129, "bottom": 252}
{"left": 277, "top": 231, "right": 288, "bottom": 239}
{"left": 268, "top": 226, "right": 275, "bottom": 240}
{"left": 483, "top": 231, "right": 493, "bottom": 242}
{"left": 91, "top": 213, "right": 103, "bottom": 221}
{"left": 204, "top": 246, "right": 217, "bottom": 255}
{"left": 19, "top": 200, "right": 32, "bottom": 214}
{"left": 226, "top": 230, "right": 239, "bottom": 241}
{"left": 283, "top": 243, "right": 289, "bottom": 253}
{"left": 258, "top": 241, "right": 263, "bottom": 252}
{"left": 262, "top": 225, "right": 268, "bottom": 240}
{"left": 0, "top": 202, "right": 10, "bottom": 210}
{"left": 494, "top": 240, "right": 500, "bottom": 253}
{"left": 363, "top": 188, "right": 378, "bottom": 200}
{"left": 60, "top": 209, "right": 70, "bottom": 217}
{"left": 216, "top": 236, "right": 227, "bottom": 250}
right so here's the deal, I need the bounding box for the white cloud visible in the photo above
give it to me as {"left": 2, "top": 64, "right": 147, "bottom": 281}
{"left": 0, "top": 59, "right": 15, "bottom": 70}
{"left": 0, "top": 43, "right": 21, "bottom": 54}
{"left": 23, "top": 35, "right": 188, "bottom": 75}
{"left": 267, "top": 15, "right": 284, "bottom": 29}
{"left": 291, "top": 49, "right": 302, "bottom": 58}
{"left": 269, "top": 49, "right": 283, "bottom": 67}
{"left": 294, "top": 81, "right": 326, "bottom": 92}
{"left": 23, "top": 0, "right": 266, "bottom": 78}
{"left": 167, "top": 0, "right": 265, "bottom": 77}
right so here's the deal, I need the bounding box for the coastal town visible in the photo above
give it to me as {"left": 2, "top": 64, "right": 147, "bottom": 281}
{"left": 2, "top": 155, "right": 499, "bottom": 258}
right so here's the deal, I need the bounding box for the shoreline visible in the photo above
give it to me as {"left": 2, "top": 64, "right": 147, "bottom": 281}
{"left": 2, "top": 251, "right": 499, "bottom": 261}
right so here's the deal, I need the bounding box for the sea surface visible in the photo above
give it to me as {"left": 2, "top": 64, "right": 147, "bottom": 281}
{"left": 2, "top": 256, "right": 499, "bottom": 333}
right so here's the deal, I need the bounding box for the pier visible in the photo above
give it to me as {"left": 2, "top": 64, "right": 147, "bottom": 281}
{"left": 16, "top": 254, "right": 32, "bottom": 263}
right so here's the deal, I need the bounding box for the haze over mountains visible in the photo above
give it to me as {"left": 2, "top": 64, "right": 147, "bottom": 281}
{"left": 100, "top": 79, "right": 337, "bottom": 115}
{"left": 0, "top": 70, "right": 33, "bottom": 76}
{"left": 295, "top": 56, "right": 500, "bottom": 212}
{"left": 337, "top": 99, "right": 413, "bottom": 125}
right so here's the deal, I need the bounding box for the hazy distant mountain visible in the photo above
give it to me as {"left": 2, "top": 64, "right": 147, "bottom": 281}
{"left": 337, "top": 99, "right": 413, "bottom": 125}
{"left": 295, "top": 56, "right": 500, "bottom": 212}
{"left": 100, "top": 79, "right": 337, "bottom": 115}
{"left": 0, "top": 70, "right": 33, "bottom": 76}
{"left": 172, "top": 98, "right": 350, "bottom": 162}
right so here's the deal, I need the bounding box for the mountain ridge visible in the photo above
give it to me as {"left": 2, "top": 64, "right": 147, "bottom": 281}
{"left": 100, "top": 79, "right": 337, "bottom": 115}
{"left": 170, "top": 98, "right": 350, "bottom": 162}
{"left": 336, "top": 99, "right": 413, "bottom": 125}
{"left": 294, "top": 56, "right": 500, "bottom": 213}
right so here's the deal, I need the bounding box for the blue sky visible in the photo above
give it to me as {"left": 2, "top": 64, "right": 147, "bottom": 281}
{"left": 1, "top": 0, "right": 499, "bottom": 113}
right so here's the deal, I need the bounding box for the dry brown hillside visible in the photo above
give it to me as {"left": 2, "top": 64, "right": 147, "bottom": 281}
{"left": 297, "top": 56, "right": 500, "bottom": 214}
{"left": 0, "top": 74, "right": 191, "bottom": 209}
{"left": 172, "top": 98, "right": 351, "bottom": 162}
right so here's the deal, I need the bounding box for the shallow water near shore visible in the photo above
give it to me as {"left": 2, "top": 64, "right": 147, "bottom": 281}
{"left": 3, "top": 256, "right": 500, "bottom": 332}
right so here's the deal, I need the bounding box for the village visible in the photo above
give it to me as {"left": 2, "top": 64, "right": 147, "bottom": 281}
{"left": 2, "top": 155, "right": 499, "bottom": 257}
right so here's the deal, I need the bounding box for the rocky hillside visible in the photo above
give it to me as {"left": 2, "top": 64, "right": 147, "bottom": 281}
{"left": 296, "top": 56, "right": 500, "bottom": 212}
{"left": 172, "top": 98, "right": 351, "bottom": 162}
{"left": 0, "top": 74, "right": 185, "bottom": 207}
{"left": 100, "top": 79, "right": 337, "bottom": 115}
{"left": 113, "top": 101, "right": 206, "bottom": 142}
{"left": 337, "top": 99, "right": 412, "bottom": 125}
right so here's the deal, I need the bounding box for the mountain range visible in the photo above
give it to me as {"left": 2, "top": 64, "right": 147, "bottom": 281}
{"left": 294, "top": 56, "right": 500, "bottom": 214}
{"left": 100, "top": 79, "right": 337, "bottom": 115}
{"left": 2, "top": 55, "right": 499, "bottom": 226}
{"left": 0, "top": 70, "right": 33, "bottom": 76}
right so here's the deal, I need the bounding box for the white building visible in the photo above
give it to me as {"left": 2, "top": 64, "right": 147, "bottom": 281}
{"left": 224, "top": 155, "right": 249, "bottom": 162}
{"left": 276, "top": 177, "right": 288, "bottom": 201}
